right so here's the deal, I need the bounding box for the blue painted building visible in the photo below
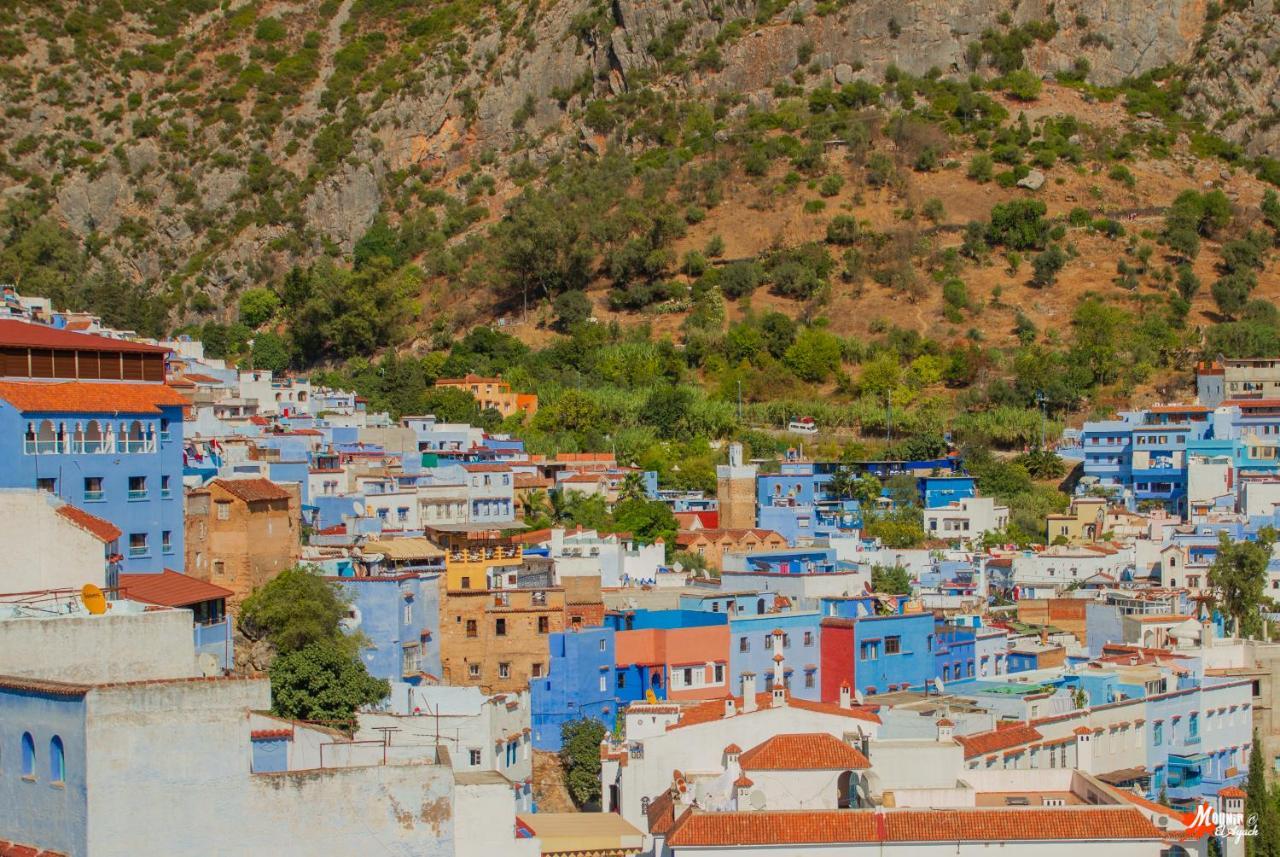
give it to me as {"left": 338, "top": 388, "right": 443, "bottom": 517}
{"left": 530, "top": 626, "right": 616, "bottom": 750}
{"left": 728, "top": 611, "right": 823, "bottom": 700}
{"left": 820, "top": 612, "right": 936, "bottom": 698}
{"left": 0, "top": 322, "right": 186, "bottom": 575}
{"left": 334, "top": 573, "right": 443, "bottom": 684}
{"left": 1079, "top": 405, "right": 1215, "bottom": 514}
{"left": 0, "top": 684, "right": 87, "bottom": 855}
{"left": 934, "top": 625, "right": 977, "bottom": 683}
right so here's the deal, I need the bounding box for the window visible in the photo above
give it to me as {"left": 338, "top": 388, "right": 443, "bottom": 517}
{"left": 469, "top": 749, "right": 482, "bottom": 766}
{"left": 599, "top": 673, "right": 607, "bottom": 692}
{"left": 532, "top": 663, "right": 543, "bottom": 678}
{"left": 495, "top": 618, "right": 507, "bottom": 636}
{"left": 714, "top": 664, "right": 724, "bottom": 683}
{"left": 682, "top": 667, "right": 694, "bottom": 686}
{"left": 598, "top": 639, "right": 607, "bottom": 652}
{"left": 128, "top": 532, "right": 148, "bottom": 557}
{"left": 212, "top": 560, "right": 225, "bottom": 577}
{"left": 805, "top": 672, "right": 815, "bottom": 688}
{"left": 162, "top": 531, "right": 172, "bottom": 554}
{"left": 468, "top": 663, "right": 481, "bottom": 679}
{"left": 783, "top": 633, "right": 791, "bottom": 649}
{"left": 402, "top": 645, "right": 419, "bottom": 674}
{"left": 403, "top": 603, "right": 413, "bottom": 624}
{"left": 83, "top": 476, "right": 104, "bottom": 501}
{"left": 1189, "top": 712, "right": 1199, "bottom": 740}
{"left": 215, "top": 500, "right": 230, "bottom": 520}
{"left": 161, "top": 475, "right": 171, "bottom": 498}
{"left": 128, "top": 476, "right": 147, "bottom": 499}
{"left": 739, "top": 637, "right": 750, "bottom": 653}
{"left": 538, "top": 616, "right": 549, "bottom": 634}
{"left": 1153, "top": 722, "right": 1163, "bottom": 746}
{"left": 884, "top": 636, "right": 901, "bottom": 655}
{"left": 803, "top": 631, "right": 814, "bottom": 646}
{"left": 616, "top": 671, "right": 626, "bottom": 689}
{"left": 36, "top": 477, "right": 56, "bottom": 494}
{"left": 466, "top": 620, "right": 478, "bottom": 638}
{"left": 460, "top": 576, "right": 471, "bottom": 590}
{"left": 764, "top": 634, "right": 774, "bottom": 650}
{"left": 860, "top": 641, "right": 879, "bottom": 661}
{"left": 21, "top": 732, "right": 35, "bottom": 779}
{"left": 498, "top": 662, "right": 510, "bottom": 679}
{"left": 49, "top": 736, "right": 64, "bottom": 784}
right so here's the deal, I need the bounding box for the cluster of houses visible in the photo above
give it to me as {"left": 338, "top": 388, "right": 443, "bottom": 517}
{"left": 0, "top": 291, "right": 1275, "bottom": 856}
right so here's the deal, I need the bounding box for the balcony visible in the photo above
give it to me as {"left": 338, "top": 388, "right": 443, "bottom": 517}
{"left": 128, "top": 545, "right": 148, "bottom": 557}
{"left": 24, "top": 440, "right": 61, "bottom": 455}
{"left": 83, "top": 490, "right": 104, "bottom": 502}
{"left": 117, "top": 439, "right": 154, "bottom": 454}
{"left": 127, "top": 489, "right": 148, "bottom": 501}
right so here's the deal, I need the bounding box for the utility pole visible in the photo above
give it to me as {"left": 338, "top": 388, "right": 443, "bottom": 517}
{"left": 737, "top": 379, "right": 743, "bottom": 423}
{"left": 1036, "top": 391, "right": 1047, "bottom": 450}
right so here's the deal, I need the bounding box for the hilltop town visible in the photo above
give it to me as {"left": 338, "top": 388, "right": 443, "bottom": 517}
{"left": 0, "top": 286, "right": 1277, "bottom": 856}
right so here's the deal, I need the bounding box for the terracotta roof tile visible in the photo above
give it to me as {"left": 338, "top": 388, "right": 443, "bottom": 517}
{"left": 955, "top": 724, "right": 1043, "bottom": 759}
{"left": 0, "top": 380, "right": 188, "bottom": 414}
{"left": 668, "top": 691, "right": 880, "bottom": 730}
{"left": 647, "top": 788, "right": 679, "bottom": 835}
{"left": 665, "top": 807, "right": 1162, "bottom": 847}
{"left": 1219, "top": 786, "right": 1246, "bottom": 798}
{"left": 118, "top": 570, "right": 232, "bottom": 608}
{"left": 250, "top": 729, "right": 293, "bottom": 740}
{"left": 55, "top": 503, "right": 121, "bottom": 543}
{"left": 0, "top": 319, "right": 168, "bottom": 353}
{"left": 209, "top": 477, "right": 292, "bottom": 503}
{"left": 739, "top": 733, "right": 870, "bottom": 771}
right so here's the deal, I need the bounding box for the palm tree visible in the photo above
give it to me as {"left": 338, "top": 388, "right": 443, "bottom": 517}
{"left": 620, "top": 472, "right": 648, "bottom": 502}
{"left": 521, "top": 488, "right": 551, "bottom": 525}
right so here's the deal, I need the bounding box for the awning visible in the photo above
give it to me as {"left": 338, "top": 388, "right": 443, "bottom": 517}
{"left": 1096, "top": 766, "right": 1149, "bottom": 785}
{"left": 1168, "top": 753, "right": 1210, "bottom": 767}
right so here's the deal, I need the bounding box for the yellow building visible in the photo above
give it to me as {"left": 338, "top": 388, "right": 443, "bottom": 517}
{"left": 425, "top": 525, "right": 524, "bottom": 592}
{"left": 1044, "top": 496, "right": 1107, "bottom": 545}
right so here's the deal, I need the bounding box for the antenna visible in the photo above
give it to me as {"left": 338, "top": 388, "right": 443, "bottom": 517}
{"left": 81, "top": 583, "right": 106, "bottom": 615}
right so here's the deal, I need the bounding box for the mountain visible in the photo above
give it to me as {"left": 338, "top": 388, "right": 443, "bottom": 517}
{"left": 0, "top": 0, "right": 1277, "bottom": 363}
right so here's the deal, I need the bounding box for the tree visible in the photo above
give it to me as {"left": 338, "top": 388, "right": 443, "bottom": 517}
{"left": 720, "top": 260, "right": 763, "bottom": 299}
{"left": 269, "top": 640, "right": 389, "bottom": 727}
{"left": 642, "top": 386, "right": 694, "bottom": 439}
{"left": 238, "top": 287, "right": 281, "bottom": 327}
{"left": 1030, "top": 244, "right": 1067, "bottom": 287}
{"left": 238, "top": 565, "right": 354, "bottom": 655}
{"left": 1213, "top": 271, "right": 1258, "bottom": 320}
{"left": 611, "top": 497, "right": 677, "bottom": 551}
{"left": 871, "top": 564, "right": 912, "bottom": 594}
{"left": 553, "top": 290, "right": 593, "bottom": 331}
{"left": 1245, "top": 729, "right": 1280, "bottom": 855}
{"left": 1209, "top": 530, "right": 1275, "bottom": 638}
{"left": 1014, "top": 449, "right": 1067, "bottom": 479}
{"left": 560, "top": 717, "right": 607, "bottom": 808}
{"left": 250, "top": 332, "right": 290, "bottom": 373}
{"left": 987, "top": 199, "right": 1049, "bottom": 250}
{"left": 784, "top": 327, "right": 843, "bottom": 382}
{"left": 1002, "top": 69, "right": 1042, "bottom": 101}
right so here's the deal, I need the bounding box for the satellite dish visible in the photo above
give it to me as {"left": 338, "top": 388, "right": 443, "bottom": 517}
{"left": 645, "top": 689, "right": 658, "bottom": 704}
{"left": 749, "top": 790, "right": 767, "bottom": 810}
{"left": 932, "top": 677, "right": 945, "bottom": 695}
{"left": 81, "top": 583, "right": 107, "bottom": 615}
{"left": 853, "top": 689, "right": 865, "bottom": 705}
{"left": 196, "top": 652, "right": 220, "bottom": 677}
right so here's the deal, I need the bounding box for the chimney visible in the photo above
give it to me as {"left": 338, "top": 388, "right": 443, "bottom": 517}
{"left": 734, "top": 775, "right": 754, "bottom": 808}
{"left": 936, "top": 717, "right": 955, "bottom": 743}
{"left": 772, "top": 684, "right": 788, "bottom": 708}
{"left": 724, "top": 743, "right": 742, "bottom": 767}
{"left": 723, "top": 697, "right": 736, "bottom": 718}
{"left": 741, "top": 673, "right": 757, "bottom": 712}
{"left": 839, "top": 681, "right": 852, "bottom": 710}
{"left": 772, "top": 652, "right": 785, "bottom": 688}
{"left": 1201, "top": 617, "right": 1215, "bottom": 647}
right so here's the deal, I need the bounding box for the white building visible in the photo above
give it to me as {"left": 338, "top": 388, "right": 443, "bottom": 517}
{"left": 601, "top": 677, "right": 882, "bottom": 831}
{"left": 0, "top": 490, "right": 119, "bottom": 595}
{"left": 1011, "top": 545, "right": 1133, "bottom": 596}
{"left": 923, "top": 497, "right": 1009, "bottom": 543}
{"left": 544, "top": 528, "right": 666, "bottom": 588}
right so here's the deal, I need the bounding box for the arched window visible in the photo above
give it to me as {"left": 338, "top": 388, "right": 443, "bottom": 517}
{"left": 83, "top": 420, "right": 105, "bottom": 453}
{"left": 21, "top": 732, "right": 35, "bottom": 778}
{"left": 756, "top": 599, "right": 765, "bottom": 615}
{"left": 49, "top": 736, "right": 64, "bottom": 783}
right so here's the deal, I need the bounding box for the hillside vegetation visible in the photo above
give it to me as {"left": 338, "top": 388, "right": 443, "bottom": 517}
{"left": 3, "top": 0, "right": 1280, "bottom": 492}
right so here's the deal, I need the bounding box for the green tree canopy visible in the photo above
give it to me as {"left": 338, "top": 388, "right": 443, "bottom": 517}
{"left": 239, "top": 287, "right": 281, "bottom": 328}
{"left": 1209, "top": 529, "right": 1275, "bottom": 638}
{"left": 269, "top": 640, "right": 389, "bottom": 727}
{"left": 560, "top": 717, "right": 607, "bottom": 808}
{"left": 238, "top": 565, "right": 354, "bottom": 655}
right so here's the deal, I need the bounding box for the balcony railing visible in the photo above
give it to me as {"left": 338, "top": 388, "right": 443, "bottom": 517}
{"left": 128, "top": 546, "right": 148, "bottom": 557}
{"left": 128, "top": 489, "right": 148, "bottom": 500}
{"left": 83, "top": 490, "right": 104, "bottom": 502}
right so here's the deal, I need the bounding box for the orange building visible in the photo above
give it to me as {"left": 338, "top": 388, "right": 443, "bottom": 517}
{"left": 675, "top": 528, "right": 789, "bottom": 572}
{"left": 184, "top": 477, "right": 301, "bottom": 605}
{"left": 614, "top": 622, "right": 730, "bottom": 701}
{"left": 434, "top": 374, "right": 537, "bottom": 418}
